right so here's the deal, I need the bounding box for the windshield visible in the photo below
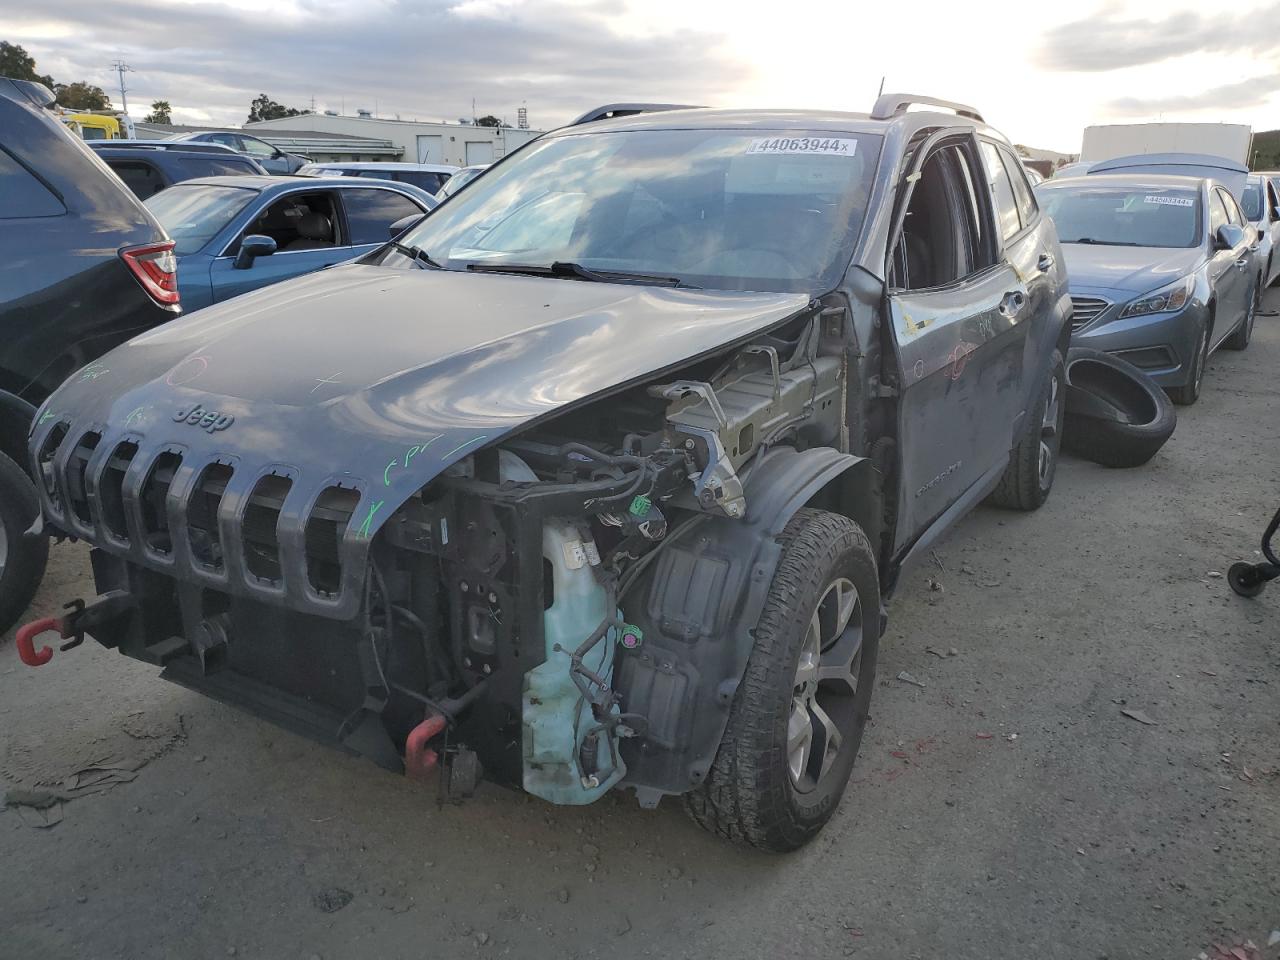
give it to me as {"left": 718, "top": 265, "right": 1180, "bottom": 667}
{"left": 393, "top": 128, "right": 882, "bottom": 292}
{"left": 1036, "top": 183, "right": 1200, "bottom": 248}
{"left": 1241, "top": 181, "right": 1263, "bottom": 222}
{"left": 145, "top": 183, "right": 258, "bottom": 255}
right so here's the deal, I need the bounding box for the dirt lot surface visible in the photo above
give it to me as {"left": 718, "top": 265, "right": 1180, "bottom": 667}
{"left": 4, "top": 297, "right": 1279, "bottom": 960}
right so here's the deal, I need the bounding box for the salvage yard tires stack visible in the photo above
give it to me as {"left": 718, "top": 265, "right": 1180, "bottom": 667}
{"left": 986, "top": 349, "right": 1065, "bottom": 511}
{"left": 1061, "top": 348, "right": 1176, "bottom": 469}
{"left": 0, "top": 451, "right": 48, "bottom": 635}
{"left": 685, "top": 509, "right": 880, "bottom": 852}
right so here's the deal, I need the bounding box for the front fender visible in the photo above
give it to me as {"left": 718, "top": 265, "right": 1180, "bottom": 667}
{"left": 615, "top": 445, "right": 868, "bottom": 805}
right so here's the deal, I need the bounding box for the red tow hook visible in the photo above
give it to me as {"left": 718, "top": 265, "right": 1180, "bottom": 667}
{"left": 16, "top": 617, "right": 61, "bottom": 667}
{"left": 404, "top": 711, "right": 448, "bottom": 779}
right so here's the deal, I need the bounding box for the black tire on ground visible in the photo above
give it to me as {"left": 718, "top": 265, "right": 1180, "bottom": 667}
{"left": 1227, "top": 562, "right": 1267, "bottom": 598}
{"left": 1168, "top": 320, "right": 1209, "bottom": 406}
{"left": 1224, "top": 281, "right": 1257, "bottom": 351}
{"left": 985, "top": 348, "right": 1065, "bottom": 511}
{"left": 0, "top": 449, "right": 49, "bottom": 636}
{"left": 683, "top": 508, "right": 879, "bottom": 852}
{"left": 1061, "top": 348, "right": 1177, "bottom": 469}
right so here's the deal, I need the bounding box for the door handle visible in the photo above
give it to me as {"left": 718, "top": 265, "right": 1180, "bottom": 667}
{"left": 1037, "top": 252, "right": 1055, "bottom": 273}
{"left": 997, "top": 291, "right": 1027, "bottom": 319}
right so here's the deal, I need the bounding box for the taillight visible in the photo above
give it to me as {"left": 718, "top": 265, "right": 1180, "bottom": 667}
{"left": 120, "top": 241, "right": 180, "bottom": 306}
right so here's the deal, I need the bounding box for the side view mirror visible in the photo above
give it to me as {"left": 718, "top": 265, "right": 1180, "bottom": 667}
{"left": 1214, "top": 224, "right": 1245, "bottom": 250}
{"left": 233, "top": 234, "right": 277, "bottom": 269}
{"left": 388, "top": 213, "right": 426, "bottom": 239}
{"left": 272, "top": 149, "right": 285, "bottom": 159}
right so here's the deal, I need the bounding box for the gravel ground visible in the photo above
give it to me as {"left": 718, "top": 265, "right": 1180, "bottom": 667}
{"left": 3, "top": 295, "right": 1278, "bottom": 960}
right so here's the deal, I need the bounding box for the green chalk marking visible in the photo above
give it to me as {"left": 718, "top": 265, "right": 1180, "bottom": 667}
{"left": 357, "top": 499, "right": 385, "bottom": 538}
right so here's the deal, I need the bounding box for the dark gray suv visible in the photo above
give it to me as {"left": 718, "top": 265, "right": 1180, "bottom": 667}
{"left": 22, "top": 95, "right": 1068, "bottom": 850}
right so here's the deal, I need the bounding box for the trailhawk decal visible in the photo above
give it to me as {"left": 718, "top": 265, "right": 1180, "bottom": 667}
{"left": 746, "top": 137, "right": 858, "bottom": 156}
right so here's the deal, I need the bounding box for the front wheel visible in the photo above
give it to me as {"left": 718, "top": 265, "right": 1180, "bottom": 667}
{"left": 684, "top": 509, "right": 880, "bottom": 851}
{"left": 1168, "top": 322, "right": 1210, "bottom": 405}
{"left": 1224, "top": 282, "right": 1257, "bottom": 351}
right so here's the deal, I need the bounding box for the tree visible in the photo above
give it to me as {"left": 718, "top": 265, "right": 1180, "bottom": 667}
{"left": 55, "top": 81, "right": 111, "bottom": 111}
{"left": 144, "top": 100, "right": 172, "bottom": 124}
{"left": 247, "top": 93, "right": 303, "bottom": 123}
{"left": 0, "top": 41, "right": 54, "bottom": 87}
{"left": 475, "top": 114, "right": 503, "bottom": 127}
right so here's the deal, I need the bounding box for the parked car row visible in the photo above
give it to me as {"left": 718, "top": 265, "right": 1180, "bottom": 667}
{"left": 0, "top": 78, "right": 1267, "bottom": 853}
{"left": 1036, "top": 153, "right": 1261, "bottom": 405}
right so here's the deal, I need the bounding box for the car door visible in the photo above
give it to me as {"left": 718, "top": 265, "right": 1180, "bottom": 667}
{"left": 1208, "top": 186, "right": 1249, "bottom": 348}
{"left": 885, "top": 131, "right": 1032, "bottom": 552}
{"left": 240, "top": 135, "right": 286, "bottom": 175}
{"left": 207, "top": 189, "right": 354, "bottom": 302}
{"left": 1267, "top": 180, "right": 1280, "bottom": 285}
{"left": 338, "top": 186, "right": 430, "bottom": 254}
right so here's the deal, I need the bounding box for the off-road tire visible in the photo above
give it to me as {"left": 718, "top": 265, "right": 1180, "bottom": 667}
{"left": 683, "top": 509, "right": 879, "bottom": 852}
{"left": 0, "top": 450, "right": 48, "bottom": 636}
{"left": 985, "top": 349, "right": 1065, "bottom": 511}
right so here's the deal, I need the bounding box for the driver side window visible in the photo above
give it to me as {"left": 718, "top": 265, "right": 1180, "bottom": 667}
{"left": 1209, "top": 191, "right": 1229, "bottom": 236}
{"left": 889, "top": 142, "right": 996, "bottom": 291}
{"left": 241, "top": 137, "right": 276, "bottom": 159}
{"left": 229, "top": 191, "right": 343, "bottom": 254}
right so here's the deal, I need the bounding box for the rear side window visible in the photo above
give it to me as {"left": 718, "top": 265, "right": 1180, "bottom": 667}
{"left": 394, "top": 171, "right": 447, "bottom": 193}
{"left": 0, "top": 148, "right": 65, "bottom": 218}
{"left": 978, "top": 141, "right": 1021, "bottom": 241}
{"left": 178, "top": 157, "right": 259, "bottom": 178}
{"left": 342, "top": 188, "right": 424, "bottom": 244}
{"left": 998, "top": 146, "right": 1038, "bottom": 227}
{"left": 106, "top": 159, "right": 165, "bottom": 199}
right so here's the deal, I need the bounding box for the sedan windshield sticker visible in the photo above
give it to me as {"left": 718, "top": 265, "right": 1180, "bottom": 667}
{"left": 1144, "top": 195, "right": 1194, "bottom": 207}
{"left": 746, "top": 137, "right": 857, "bottom": 157}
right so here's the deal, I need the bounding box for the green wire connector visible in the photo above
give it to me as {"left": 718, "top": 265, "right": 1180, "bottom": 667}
{"left": 628, "top": 494, "right": 651, "bottom": 517}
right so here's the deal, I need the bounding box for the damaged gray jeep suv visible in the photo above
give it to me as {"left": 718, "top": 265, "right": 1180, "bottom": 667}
{"left": 23, "top": 96, "right": 1069, "bottom": 850}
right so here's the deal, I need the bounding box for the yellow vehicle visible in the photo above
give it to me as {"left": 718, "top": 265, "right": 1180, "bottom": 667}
{"left": 61, "top": 111, "right": 136, "bottom": 140}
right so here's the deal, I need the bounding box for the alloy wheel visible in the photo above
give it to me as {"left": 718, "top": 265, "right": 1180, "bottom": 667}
{"left": 788, "top": 576, "right": 863, "bottom": 792}
{"left": 1038, "top": 368, "right": 1061, "bottom": 488}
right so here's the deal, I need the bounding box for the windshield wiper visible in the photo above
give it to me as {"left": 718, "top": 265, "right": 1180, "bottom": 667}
{"left": 1069, "top": 238, "right": 1142, "bottom": 247}
{"left": 388, "top": 241, "right": 443, "bottom": 269}
{"left": 466, "top": 260, "right": 697, "bottom": 288}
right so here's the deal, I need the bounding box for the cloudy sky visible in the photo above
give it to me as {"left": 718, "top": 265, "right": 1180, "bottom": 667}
{"left": 6, "top": 0, "right": 1280, "bottom": 151}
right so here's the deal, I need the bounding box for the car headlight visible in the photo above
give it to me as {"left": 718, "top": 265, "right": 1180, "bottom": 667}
{"left": 1118, "top": 276, "right": 1195, "bottom": 319}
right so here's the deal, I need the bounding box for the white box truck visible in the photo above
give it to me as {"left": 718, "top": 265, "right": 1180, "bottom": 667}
{"left": 1080, "top": 123, "right": 1253, "bottom": 164}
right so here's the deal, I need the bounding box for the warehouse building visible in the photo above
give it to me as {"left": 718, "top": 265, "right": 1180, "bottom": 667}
{"left": 245, "top": 111, "right": 546, "bottom": 166}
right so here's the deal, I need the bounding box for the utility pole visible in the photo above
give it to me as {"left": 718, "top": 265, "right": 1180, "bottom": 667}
{"left": 110, "top": 59, "right": 133, "bottom": 113}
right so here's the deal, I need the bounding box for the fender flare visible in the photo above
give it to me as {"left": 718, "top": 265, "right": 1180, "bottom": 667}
{"left": 616, "top": 445, "right": 873, "bottom": 805}
{"left": 0, "top": 391, "right": 37, "bottom": 479}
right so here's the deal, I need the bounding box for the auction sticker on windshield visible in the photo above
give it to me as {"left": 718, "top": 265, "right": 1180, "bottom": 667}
{"left": 1144, "top": 195, "right": 1194, "bottom": 207}
{"left": 747, "top": 137, "right": 858, "bottom": 156}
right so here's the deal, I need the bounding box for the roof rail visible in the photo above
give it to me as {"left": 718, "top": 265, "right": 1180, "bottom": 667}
{"left": 870, "top": 93, "right": 983, "bottom": 123}
{"left": 88, "top": 140, "right": 239, "bottom": 155}
{"left": 0, "top": 77, "right": 56, "bottom": 109}
{"left": 569, "top": 102, "right": 703, "bottom": 126}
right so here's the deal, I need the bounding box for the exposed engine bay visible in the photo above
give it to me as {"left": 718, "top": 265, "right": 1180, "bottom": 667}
{"left": 26, "top": 296, "right": 877, "bottom": 807}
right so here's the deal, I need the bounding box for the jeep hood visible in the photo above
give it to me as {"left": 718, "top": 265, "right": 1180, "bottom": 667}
{"left": 34, "top": 262, "right": 808, "bottom": 550}
{"left": 1059, "top": 243, "right": 1204, "bottom": 294}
